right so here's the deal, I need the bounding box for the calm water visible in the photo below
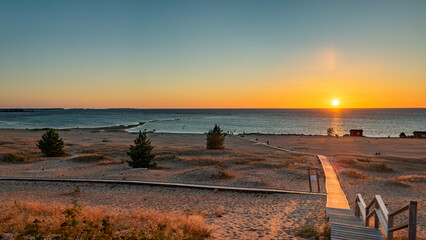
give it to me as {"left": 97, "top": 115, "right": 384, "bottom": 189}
{"left": 0, "top": 109, "right": 425, "bottom": 137}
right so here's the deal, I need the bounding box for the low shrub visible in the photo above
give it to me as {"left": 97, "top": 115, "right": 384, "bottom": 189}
{"left": 36, "top": 129, "right": 65, "bottom": 157}
{"left": 321, "top": 222, "right": 331, "bottom": 239}
{"left": 127, "top": 131, "right": 156, "bottom": 168}
{"left": 295, "top": 224, "right": 319, "bottom": 238}
{"left": 0, "top": 152, "right": 34, "bottom": 163}
{"left": 206, "top": 124, "right": 225, "bottom": 149}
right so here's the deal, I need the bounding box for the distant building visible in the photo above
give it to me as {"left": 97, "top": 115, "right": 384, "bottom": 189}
{"left": 350, "top": 129, "right": 363, "bottom": 137}
{"left": 413, "top": 131, "right": 426, "bottom": 138}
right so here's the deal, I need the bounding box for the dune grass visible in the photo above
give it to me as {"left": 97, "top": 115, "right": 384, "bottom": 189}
{"left": 344, "top": 170, "right": 367, "bottom": 179}
{"left": 0, "top": 198, "right": 211, "bottom": 240}
{"left": 69, "top": 154, "right": 107, "bottom": 162}
{"left": 0, "top": 152, "right": 37, "bottom": 163}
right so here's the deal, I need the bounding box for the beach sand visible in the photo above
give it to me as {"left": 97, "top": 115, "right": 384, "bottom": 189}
{"left": 0, "top": 129, "right": 327, "bottom": 239}
{"left": 1, "top": 129, "right": 424, "bottom": 238}
{"left": 248, "top": 135, "right": 426, "bottom": 238}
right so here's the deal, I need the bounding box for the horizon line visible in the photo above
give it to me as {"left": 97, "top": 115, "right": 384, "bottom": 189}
{"left": 1, "top": 107, "right": 426, "bottom": 110}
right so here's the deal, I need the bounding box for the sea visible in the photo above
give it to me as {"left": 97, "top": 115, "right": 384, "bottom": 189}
{"left": 0, "top": 108, "right": 425, "bottom": 137}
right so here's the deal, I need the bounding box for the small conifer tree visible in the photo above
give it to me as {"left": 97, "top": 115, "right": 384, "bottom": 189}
{"left": 206, "top": 124, "right": 225, "bottom": 149}
{"left": 327, "top": 127, "right": 335, "bottom": 136}
{"left": 36, "top": 129, "right": 65, "bottom": 157}
{"left": 127, "top": 131, "right": 156, "bottom": 168}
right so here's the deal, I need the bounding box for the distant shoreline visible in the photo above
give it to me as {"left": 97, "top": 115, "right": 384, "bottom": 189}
{"left": 0, "top": 128, "right": 424, "bottom": 140}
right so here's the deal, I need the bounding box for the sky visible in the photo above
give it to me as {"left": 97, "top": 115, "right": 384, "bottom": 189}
{"left": 0, "top": 0, "right": 425, "bottom": 108}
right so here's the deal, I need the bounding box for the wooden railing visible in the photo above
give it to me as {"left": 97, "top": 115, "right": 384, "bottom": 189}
{"left": 355, "top": 194, "right": 418, "bottom": 240}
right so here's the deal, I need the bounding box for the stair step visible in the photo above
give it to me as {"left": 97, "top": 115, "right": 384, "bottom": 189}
{"left": 327, "top": 207, "right": 385, "bottom": 240}
{"left": 331, "top": 223, "right": 384, "bottom": 240}
{"left": 326, "top": 207, "right": 355, "bottom": 216}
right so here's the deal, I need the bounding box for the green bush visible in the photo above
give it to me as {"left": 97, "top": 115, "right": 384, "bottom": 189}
{"left": 206, "top": 124, "right": 225, "bottom": 149}
{"left": 127, "top": 131, "right": 156, "bottom": 168}
{"left": 36, "top": 129, "right": 65, "bottom": 157}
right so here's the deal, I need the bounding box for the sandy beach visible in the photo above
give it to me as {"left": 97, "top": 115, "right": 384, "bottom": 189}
{"left": 1, "top": 129, "right": 424, "bottom": 238}
{"left": 248, "top": 135, "right": 426, "bottom": 238}
{"left": 0, "top": 129, "right": 328, "bottom": 239}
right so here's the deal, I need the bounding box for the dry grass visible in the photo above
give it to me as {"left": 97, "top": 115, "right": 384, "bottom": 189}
{"left": 0, "top": 199, "right": 211, "bottom": 239}
{"left": 175, "top": 167, "right": 232, "bottom": 182}
{"left": 69, "top": 154, "right": 107, "bottom": 162}
{"left": 340, "top": 159, "right": 394, "bottom": 173}
{"left": 344, "top": 170, "right": 367, "bottom": 179}
{"left": 77, "top": 143, "right": 128, "bottom": 158}
{"left": 361, "top": 163, "right": 394, "bottom": 172}
{"left": 0, "top": 152, "right": 38, "bottom": 163}
{"left": 396, "top": 174, "right": 426, "bottom": 183}
{"left": 177, "top": 156, "right": 225, "bottom": 167}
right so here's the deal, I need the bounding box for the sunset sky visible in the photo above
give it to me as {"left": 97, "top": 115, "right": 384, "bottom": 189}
{"left": 1, "top": 0, "right": 425, "bottom": 108}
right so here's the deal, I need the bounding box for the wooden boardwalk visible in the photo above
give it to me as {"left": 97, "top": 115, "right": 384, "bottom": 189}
{"left": 318, "top": 155, "right": 384, "bottom": 240}
{"left": 0, "top": 177, "right": 326, "bottom": 196}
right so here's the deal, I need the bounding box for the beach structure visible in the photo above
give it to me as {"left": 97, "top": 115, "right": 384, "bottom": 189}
{"left": 350, "top": 129, "right": 363, "bottom": 137}
{"left": 413, "top": 131, "right": 426, "bottom": 138}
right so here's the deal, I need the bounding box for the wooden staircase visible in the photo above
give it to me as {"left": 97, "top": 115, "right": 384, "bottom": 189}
{"left": 326, "top": 207, "right": 384, "bottom": 240}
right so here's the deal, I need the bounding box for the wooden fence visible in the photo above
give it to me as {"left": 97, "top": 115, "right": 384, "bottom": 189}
{"left": 355, "top": 194, "right": 417, "bottom": 240}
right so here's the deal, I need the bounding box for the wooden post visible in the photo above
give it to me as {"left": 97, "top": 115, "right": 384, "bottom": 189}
{"left": 365, "top": 206, "right": 370, "bottom": 227}
{"left": 408, "top": 201, "right": 417, "bottom": 240}
{"left": 387, "top": 214, "right": 394, "bottom": 240}
{"left": 315, "top": 168, "right": 320, "bottom": 193}
{"left": 308, "top": 169, "right": 312, "bottom": 192}
{"left": 355, "top": 199, "right": 360, "bottom": 217}
{"left": 374, "top": 201, "right": 379, "bottom": 228}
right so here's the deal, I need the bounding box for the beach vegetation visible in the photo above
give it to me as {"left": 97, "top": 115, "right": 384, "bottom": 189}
{"left": 36, "top": 129, "right": 65, "bottom": 157}
{"left": 345, "top": 170, "right": 367, "bottom": 179}
{"left": 396, "top": 174, "right": 426, "bottom": 183}
{"left": 295, "top": 224, "right": 320, "bottom": 238}
{"left": 206, "top": 124, "right": 225, "bottom": 149}
{"left": 69, "top": 154, "right": 107, "bottom": 162}
{"left": 127, "top": 131, "right": 156, "bottom": 168}
{"left": 326, "top": 127, "right": 334, "bottom": 136}
{"left": 1, "top": 198, "right": 211, "bottom": 239}
{"left": 0, "top": 152, "right": 34, "bottom": 163}
{"left": 357, "top": 158, "right": 371, "bottom": 163}
{"left": 371, "top": 163, "right": 393, "bottom": 172}
{"left": 321, "top": 222, "right": 331, "bottom": 239}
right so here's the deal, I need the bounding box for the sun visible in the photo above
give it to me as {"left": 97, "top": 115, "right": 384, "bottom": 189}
{"left": 332, "top": 99, "right": 339, "bottom": 106}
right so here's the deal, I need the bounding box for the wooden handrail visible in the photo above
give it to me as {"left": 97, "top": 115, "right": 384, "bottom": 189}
{"left": 354, "top": 194, "right": 417, "bottom": 240}
{"left": 389, "top": 203, "right": 409, "bottom": 217}
{"left": 389, "top": 223, "right": 409, "bottom": 232}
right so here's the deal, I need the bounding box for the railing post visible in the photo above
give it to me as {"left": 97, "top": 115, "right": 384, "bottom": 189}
{"left": 366, "top": 205, "right": 370, "bottom": 227}
{"left": 316, "top": 168, "right": 320, "bottom": 193}
{"left": 308, "top": 169, "right": 312, "bottom": 192}
{"left": 387, "top": 214, "right": 394, "bottom": 240}
{"left": 355, "top": 199, "right": 360, "bottom": 217}
{"left": 374, "top": 201, "right": 379, "bottom": 228}
{"left": 408, "top": 201, "right": 417, "bottom": 240}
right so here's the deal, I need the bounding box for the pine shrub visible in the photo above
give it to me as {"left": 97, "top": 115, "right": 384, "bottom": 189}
{"left": 206, "top": 124, "right": 225, "bottom": 149}
{"left": 36, "top": 129, "right": 65, "bottom": 157}
{"left": 127, "top": 131, "right": 156, "bottom": 168}
{"left": 327, "top": 127, "right": 334, "bottom": 136}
